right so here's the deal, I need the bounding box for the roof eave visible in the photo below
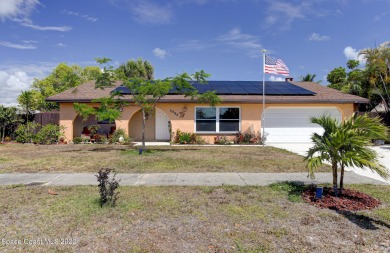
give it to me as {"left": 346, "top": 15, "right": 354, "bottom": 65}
{"left": 46, "top": 98, "right": 369, "bottom": 104}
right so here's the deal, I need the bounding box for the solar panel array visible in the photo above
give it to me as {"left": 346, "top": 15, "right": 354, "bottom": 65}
{"left": 111, "top": 81, "right": 316, "bottom": 96}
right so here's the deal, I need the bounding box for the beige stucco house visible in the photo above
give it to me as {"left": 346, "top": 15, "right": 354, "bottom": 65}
{"left": 46, "top": 79, "right": 368, "bottom": 143}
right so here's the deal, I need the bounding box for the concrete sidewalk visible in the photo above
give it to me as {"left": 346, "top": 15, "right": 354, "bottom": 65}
{"left": 0, "top": 172, "right": 387, "bottom": 186}
{"left": 267, "top": 143, "right": 390, "bottom": 185}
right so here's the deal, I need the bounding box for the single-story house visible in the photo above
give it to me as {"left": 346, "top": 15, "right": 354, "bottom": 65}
{"left": 46, "top": 79, "right": 368, "bottom": 143}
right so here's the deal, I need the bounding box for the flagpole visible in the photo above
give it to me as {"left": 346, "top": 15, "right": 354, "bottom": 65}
{"left": 262, "top": 49, "right": 266, "bottom": 144}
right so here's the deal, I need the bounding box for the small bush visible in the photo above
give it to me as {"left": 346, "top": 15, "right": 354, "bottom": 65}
{"left": 88, "top": 124, "right": 100, "bottom": 135}
{"left": 34, "top": 124, "right": 65, "bottom": 144}
{"left": 110, "top": 129, "right": 131, "bottom": 144}
{"left": 96, "top": 168, "right": 120, "bottom": 207}
{"left": 235, "top": 131, "right": 262, "bottom": 144}
{"left": 16, "top": 123, "right": 65, "bottom": 144}
{"left": 214, "top": 136, "right": 231, "bottom": 145}
{"left": 73, "top": 137, "right": 83, "bottom": 144}
{"left": 99, "top": 135, "right": 108, "bottom": 143}
{"left": 195, "top": 135, "right": 206, "bottom": 144}
{"left": 175, "top": 130, "right": 205, "bottom": 144}
{"left": 15, "top": 122, "right": 40, "bottom": 143}
{"left": 178, "top": 132, "right": 191, "bottom": 144}
{"left": 243, "top": 133, "right": 252, "bottom": 143}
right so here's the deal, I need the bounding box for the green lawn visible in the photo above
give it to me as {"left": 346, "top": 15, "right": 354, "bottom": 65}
{"left": 0, "top": 184, "right": 389, "bottom": 252}
{"left": 0, "top": 143, "right": 329, "bottom": 173}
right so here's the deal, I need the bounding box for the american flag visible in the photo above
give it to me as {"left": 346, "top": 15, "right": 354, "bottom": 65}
{"left": 264, "top": 55, "right": 290, "bottom": 76}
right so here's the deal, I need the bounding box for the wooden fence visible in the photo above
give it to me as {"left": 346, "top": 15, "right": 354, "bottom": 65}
{"left": 33, "top": 112, "right": 60, "bottom": 126}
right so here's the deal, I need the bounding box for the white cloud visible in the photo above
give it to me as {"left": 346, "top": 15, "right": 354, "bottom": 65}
{"left": 343, "top": 46, "right": 366, "bottom": 63}
{"left": 0, "top": 0, "right": 72, "bottom": 32}
{"left": 56, "top": 42, "right": 66, "bottom": 47}
{"left": 0, "top": 40, "right": 37, "bottom": 49}
{"left": 308, "top": 32, "right": 330, "bottom": 41}
{"left": 22, "top": 40, "right": 37, "bottom": 44}
{"left": 268, "top": 75, "right": 284, "bottom": 81}
{"left": 266, "top": 1, "right": 306, "bottom": 29}
{"left": 373, "top": 11, "right": 388, "bottom": 22}
{"left": 133, "top": 2, "right": 172, "bottom": 25}
{"left": 265, "top": 1, "right": 339, "bottom": 30}
{"left": 109, "top": 0, "right": 173, "bottom": 25}
{"left": 64, "top": 10, "right": 98, "bottom": 22}
{"left": 176, "top": 28, "right": 263, "bottom": 58}
{"left": 153, "top": 48, "right": 169, "bottom": 58}
{"left": 20, "top": 22, "right": 72, "bottom": 31}
{"left": 0, "top": 0, "right": 39, "bottom": 21}
{"left": 177, "top": 0, "right": 233, "bottom": 5}
{"left": 216, "top": 28, "right": 263, "bottom": 57}
{"left": 0, "top": 62, "right": 56, "bottom": 107}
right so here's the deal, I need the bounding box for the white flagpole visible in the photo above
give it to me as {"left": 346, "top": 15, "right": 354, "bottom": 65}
{"left": 262, "top": 49, "right": 266, "bottom": 144}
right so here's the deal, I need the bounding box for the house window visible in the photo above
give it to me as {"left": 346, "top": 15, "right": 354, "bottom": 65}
{"left": 195, "top": 107, "right": 240, "bottom": 133}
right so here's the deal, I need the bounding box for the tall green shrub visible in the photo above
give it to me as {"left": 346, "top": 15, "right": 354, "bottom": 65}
{"left": 15, "top": 122, "right": 40, "bottom": 143}
{"left": 34, "top": 124, "right": 65, "bottom": 144}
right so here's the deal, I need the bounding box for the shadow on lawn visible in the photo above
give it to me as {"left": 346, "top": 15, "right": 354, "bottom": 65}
{"left": 269, "top": 181, "right": 307, "bottom": 202}
{"left": 270, "top": 181, "right": 390, "bottom": 231}
{"left": 335, "top": 210, "right": 390, "bottom": 230}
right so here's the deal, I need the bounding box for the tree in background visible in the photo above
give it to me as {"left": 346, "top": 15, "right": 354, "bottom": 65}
{"left": 18, "top": 90, "right": 35, "bottom": 124}
{"left": 300, "top": 73, "right": 320, "bottom": 83}
{"left": 18, "top": 63, "right": 101, "bottom": 111}
{"left": 17, "top": 90, "right": 36, "bottom": 142}
{"left": 0, "top": 106, "right": 20, "bottom": 142}
{"left": 115, "top": 58, "right": 154, "bottom": 80}
{"left": 360, "top": 42, "right": 390, "bottom": 113}
{"left": 75, "top": 58, "right": 221, "bottom": 153}
{"left": 327, "top": 42, "right": 390, "bottom": 115}
{"left": 327, "top": 60, "right": 365, "bottom": 95}
{"left": 305, "top": 114, "right": 389, "bottom": 195}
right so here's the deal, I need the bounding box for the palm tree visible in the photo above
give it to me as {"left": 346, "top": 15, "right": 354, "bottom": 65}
{"left": 0, "top": 106, "right": 19, "bottom": 142}
{"left": 17, "top": 90, "right": 36, "bottom": 141}
{"left": 18, "top": 90, "right": 35, "bottom": 123}
{"left": 359, "top": 42, "right": 390, "bottom": 112}
{"left": 300, "top": 73, "right": 318, "bottom": 82}
{"left": 117, "top": 58, "right": 154, "bottom": 80}
{"left": 305, "top": 114, "right": 389, "bottom": 194}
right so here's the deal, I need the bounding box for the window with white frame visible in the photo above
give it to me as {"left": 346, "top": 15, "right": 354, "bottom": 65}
{"left": 195, "top": 107, "right": 240, "bottom": 133}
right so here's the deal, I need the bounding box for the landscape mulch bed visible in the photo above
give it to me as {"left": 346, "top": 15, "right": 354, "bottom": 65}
{"left": 302, "top": 186, "right": 382, "bottom": 211}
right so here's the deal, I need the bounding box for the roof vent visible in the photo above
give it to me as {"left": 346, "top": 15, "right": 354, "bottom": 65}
{"left": 285, "top": 77, "right": 293, "bottom": 82}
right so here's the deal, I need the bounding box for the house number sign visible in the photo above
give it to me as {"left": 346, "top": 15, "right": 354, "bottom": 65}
{"left": 170, "top": 107, "right": 187, "bottom": 118}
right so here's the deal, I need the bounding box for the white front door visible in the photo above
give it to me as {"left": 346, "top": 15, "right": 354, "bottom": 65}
{"left": 263, "top": 107, "right": 342, "bottom": 143}
{"left": 155, "top": 108, "right": 170, "bottom": 140}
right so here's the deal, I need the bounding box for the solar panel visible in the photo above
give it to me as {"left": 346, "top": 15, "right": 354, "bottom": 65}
{"left": 211, "top": 83, "right": 231, "bottom": 94}
{"left": 190, "top": 83, "right": 210, "bottom": 94}
{"left": 111, "top": 81, "right": 316, "bottom": 96}
{"left": 264, "top": 87, "right": 282, "bottom": 95}
{"left": 111, "top": 85, "right": 131, "bottom": 94}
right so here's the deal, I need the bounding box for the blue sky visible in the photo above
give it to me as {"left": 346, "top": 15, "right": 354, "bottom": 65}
{"left": 1, "top": 0, "right": 389, "bottom": 106}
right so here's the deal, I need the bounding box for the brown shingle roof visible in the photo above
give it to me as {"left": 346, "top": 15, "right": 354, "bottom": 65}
{"left": 46, "top": 80, "right": 368, "bottom": 104}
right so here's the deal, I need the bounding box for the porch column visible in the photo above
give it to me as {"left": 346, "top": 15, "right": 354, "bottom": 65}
{"left": 115, "top": 106, "right": 139, "bottom": 137}
{"left": 59, "top": 103, "right": 78, "bottom": 141}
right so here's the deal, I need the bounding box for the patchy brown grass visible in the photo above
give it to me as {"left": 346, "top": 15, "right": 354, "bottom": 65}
{"left": 0, "top": 184, "right": 389, "bottom": 253}
{"left": 0, "top": 143, "right": 329, "bottom": 173}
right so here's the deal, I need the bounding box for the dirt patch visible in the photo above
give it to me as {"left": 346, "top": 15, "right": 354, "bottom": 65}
{"left": 302, "top": 186, "right": 382, "bottom": 211}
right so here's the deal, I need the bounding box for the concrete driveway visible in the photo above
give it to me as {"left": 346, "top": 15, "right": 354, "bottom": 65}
{"left": 267, "top": 143, "right": 390, "bottom": 185}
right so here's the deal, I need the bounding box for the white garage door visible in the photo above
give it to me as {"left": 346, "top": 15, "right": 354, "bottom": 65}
{"left": 263, "top": 107, "right": 342, "bottom": 143}
{"left": 155, "top": 108, "right": 170, "bottom": 140}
